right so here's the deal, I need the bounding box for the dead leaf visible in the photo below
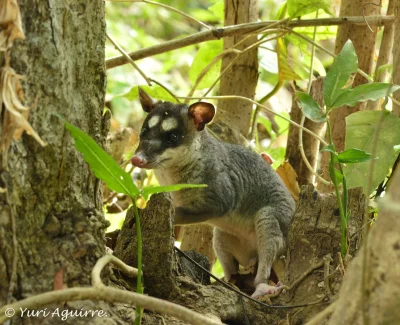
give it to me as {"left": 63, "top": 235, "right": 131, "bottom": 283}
{"left": 0, "top": 59, "right": 46, "bottom": 165}
{"left": 0, "top": 0, "right": 25, "bottom": 50}
{"left": 276, "top": 161, "right": 300, "bottom": 201}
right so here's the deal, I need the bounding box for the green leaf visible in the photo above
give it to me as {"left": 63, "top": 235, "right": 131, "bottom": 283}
{"left": 394, "top": 144, "right": 400, "bottom": 155}
{"left": 296, "top": 92, "right": 326, "bottom": 122}
{"left": 189, "top": 40, "right": 223, "bottom": 89}
{"left": 121, "top": 85, "right": 177, "bottom": 103}
{"left": 334, "top": 168, "right": 344, "bottom": 184}
{"left": 62, "top": 119, "right": 139, "bottom": 197}
{"left": 331, "top": 83, "right": 400, "bottom": 109}
{"left": 337, "top": 148, "right": 372, "bottom": 164}
{"left": 324, "top": 41, "right": 358, "bottom": 109}
{"left": 277, "top": 38, "right": 302, "bottom": 81}
{"left": 344, "top": 111, "right": 400, "bottom": 193}
{"left": 287, "top": 0, "right": 333, "bottom": 17}
{"left": 142, "top": 184, "right": 207, "bottom": 196}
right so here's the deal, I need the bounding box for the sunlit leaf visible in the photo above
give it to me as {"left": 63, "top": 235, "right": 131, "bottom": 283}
{"left": 331, "top": 83, "right": 400, "bottom": 109}
{"left": 344, "top": 111, "right": 400, "bottom": 193}
{"left": 61, "top": 117, "right": 139, "bottom": 197}
{"left": 287, "top": 0, "right": 333, "bottom": 17}
{"left": 337, "top": 148, "right": 372, "bottom": 164}
{"left": 277, "top": 38, "right": 302, "bottom": 81}
{"left": 296, "top": 92, "right": 326, "bottom": 122}
{"left": 324, "top": 41, "right": 358, "bottom": 109}
{"left": 189, "top": 40, "right": 223, "bottom": 89}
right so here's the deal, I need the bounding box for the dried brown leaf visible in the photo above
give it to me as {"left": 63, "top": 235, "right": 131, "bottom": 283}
{"left": 276, "top": 161, "right": 300, "bottom": 201}
{"left": 0, "top": 0, "right": 25, "bottom": 50}
{"left": 0, "top": 64, "right": 46, "bottom": 163}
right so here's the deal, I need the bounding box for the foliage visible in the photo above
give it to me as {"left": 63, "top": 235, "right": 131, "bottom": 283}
{"left": 296, "top": 40, "right": 400, "bottom": 256}
{"left": 344, "top": 111, "right": 400, "bottom": 193}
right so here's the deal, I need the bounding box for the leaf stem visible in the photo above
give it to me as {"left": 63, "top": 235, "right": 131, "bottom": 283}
{"left": 326, "top": 119, "right": 348, "bottom": 256}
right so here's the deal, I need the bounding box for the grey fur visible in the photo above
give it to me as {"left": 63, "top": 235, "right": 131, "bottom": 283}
{"left": 133, "top": 95, "right": 295, "bottom": 297}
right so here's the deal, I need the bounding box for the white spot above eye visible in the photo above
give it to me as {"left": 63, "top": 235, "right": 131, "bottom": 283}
{"left": 161, "top": 118, "right": 178, "bottom": 131}
{"left": 148, "top": 115, "right": 160, "bottom": 128}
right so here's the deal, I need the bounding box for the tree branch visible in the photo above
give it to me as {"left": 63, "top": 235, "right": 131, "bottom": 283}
{"left": 106, "top": 16, "right": 394, "bottom": 70}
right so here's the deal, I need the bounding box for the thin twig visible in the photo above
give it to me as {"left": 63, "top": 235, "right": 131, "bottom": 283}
{"left": 248, "top": 80, "right": 283, "bottom": 140}
{"left": 180, "top": 95, "right": 329, "bottom": 146}
{"left": 143, "top": 0, "right": 210, "bottom": 30}
{"left": 106, "top": 33, "right": 151, "bottom": 85}
{"left": 106, "top": 16, "right": 394, "bottom": 69}
{"left": 202, "top": 33, "right": 285, "bottom": 97}
{"left": 297, "top": 11, "right": 331, "bottom": 186}
{"left": 175, "top": 247, "right": 325, "bottom": 309}
{"left": 299, "top": 116, "right": 331, "bottom": 185}
{"left": 283, "top": 28, "right": 374, "bottom": 83}
{"left": 149, "top": 78, "right": 180, "bottom": 103}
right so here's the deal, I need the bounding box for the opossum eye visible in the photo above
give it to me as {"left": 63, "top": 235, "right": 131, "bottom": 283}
{"left": 140, "top": 127, "right": 148, "bottom": 137}
{"left": 166, "top": 132, "right": 179, "bottom": 145}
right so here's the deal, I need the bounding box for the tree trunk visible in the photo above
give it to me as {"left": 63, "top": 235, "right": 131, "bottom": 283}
{"left": 215, "top": 0, "right": 259, "bottom": 138}
{"left": 392, "top": 0, "right": 400, "bottom": 117}
{"left": 181, "top": 0, "right": 259, "bottom": 266}
{"left": 0, "top": 0, "right": 112, "bottom": 323}
{"left": 317, "top": 0, "right": 381, "bottom": 192}
{"left": 285, "top": 78, "right": 325, "bottom": 186}
{"left": 326, "top": 166, "right": 400, "bottom": 324}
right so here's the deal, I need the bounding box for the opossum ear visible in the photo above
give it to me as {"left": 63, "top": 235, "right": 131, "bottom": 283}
{"left": 139, "top": 88, "right": 158, "bottom": 113}
{"left": 188, "top": 102, "right": 215, "bottom": 131}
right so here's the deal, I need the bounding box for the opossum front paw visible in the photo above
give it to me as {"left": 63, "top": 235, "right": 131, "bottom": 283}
{"left": 251, "top": 282, "right": 285, "bottom": 298}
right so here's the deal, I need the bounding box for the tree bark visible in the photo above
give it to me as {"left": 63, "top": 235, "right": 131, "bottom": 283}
{"left": 327, "top": 165, "right": 400, "bottom": 324}
{"left": 392, "top": 0, "right": 400, "bottom": 117}
{"left": 285, "top": 78, "right": 325, "bottom": 186}
{"left": 318, "top": 0, "right": 381, "bottom": 192}
{"left": 215, "top": 0, "right": 259, "bottom": 139}
{"left": 0, "top": 0, "right": 112, "bottom": 323}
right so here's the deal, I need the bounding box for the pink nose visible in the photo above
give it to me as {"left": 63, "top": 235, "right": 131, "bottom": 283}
{"left": 131, "top": 153, "right": 148, "bottom": 168}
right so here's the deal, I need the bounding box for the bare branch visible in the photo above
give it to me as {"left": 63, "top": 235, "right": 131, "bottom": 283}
{"left": 106, "top": 16, "right": 393, "bottom": 70}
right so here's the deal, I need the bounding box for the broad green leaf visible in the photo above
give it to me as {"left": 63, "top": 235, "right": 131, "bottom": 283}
{"left": 296, "top": 92, "right": 326, "bottom": 122}
{"left": 331, "top": 83, "right": 400, "bottom": 109}
{"left": 277, "top": 38, "right": 302, "bottom": 81}
{"left": 337, "top": 148, "right": 372, "bottom": 164}
{"left": 324, "top": 41, "right": 358, "bottom": 109}
{"left": 189, "top": 40, "right": 223, "bottom": 89}
{"left": 63, "top": 119, "right": 139, "bottom": 197}
{"left": 394, "top": 144, "right": 400, "bottom": 155}
{"left": 287, "top": 0, "right": 333, "bottom": 17}
{"left": 344, "top": 111, "right": 400, "bottom": 193}
{"left": 121, "top": 85, "right": 177, "bottom": 102}
{"left": 142, "top": 184, "right": 207, "bottom": 196}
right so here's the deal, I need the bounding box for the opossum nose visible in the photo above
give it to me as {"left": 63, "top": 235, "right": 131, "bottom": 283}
{"left": 131, "top": 153, "right": 148, "bottom": 168}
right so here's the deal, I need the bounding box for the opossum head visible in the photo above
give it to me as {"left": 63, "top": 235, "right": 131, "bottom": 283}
{"left": 131, "top": 88, "right": 215, "bottom": 170}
